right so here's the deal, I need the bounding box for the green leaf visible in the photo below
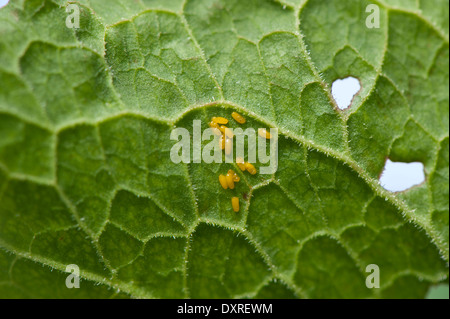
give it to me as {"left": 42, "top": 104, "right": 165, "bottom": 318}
{"left": 0, "top": 0, "right": 448, "bottom": 299}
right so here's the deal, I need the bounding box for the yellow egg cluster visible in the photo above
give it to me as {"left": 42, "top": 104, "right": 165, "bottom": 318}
{"left": 211, "top": 111, "right": 260, "bottom": 213}
{"left": 211, "top": 112, "right": 271, "bottom": 212}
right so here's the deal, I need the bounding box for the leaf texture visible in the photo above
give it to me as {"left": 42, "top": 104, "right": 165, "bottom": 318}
{"left": 0, "top": 0, "right": 448, "bottom": 298}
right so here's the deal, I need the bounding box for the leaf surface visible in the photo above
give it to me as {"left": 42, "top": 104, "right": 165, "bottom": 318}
{"left": 0, "top": 0, "right": 448, "bottom": 298}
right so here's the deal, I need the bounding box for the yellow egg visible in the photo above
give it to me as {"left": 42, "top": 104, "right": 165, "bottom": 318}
{"left": 236, "top": 157, "right": 246, "bottom": 171}
{"left": 224, "top": 127, "right": 234, "bottom": 139}
{"left": 231, "top": 197, "right": 240, "bottom": 212}
{"left": 258, "top": 128, "right": 271, "bottom": 139}
{"left": 212, "top": 117, "right": 229, "bottom": 125}
{"left": 225, "top": 137, "right": 233, "bottom": 155}
{"left": 231, "top": 112, "right": 246, "bottom": 124}
{"left": 226, "top": 172, "right": 235, "bottom": 189}
{"left": 219, "top": 135, "right": 225, "bottom": 150}
{"left": 228, "top": 169, "right": 240, "bottom": 182}
{"left": 209, "top": 121, "right": 219, "bottom": 129}
{"left": 219, "top": 174, "right": 228, "bottom": 189}
{"left": 245, "top": 162, "right": 257, "bottom": 175}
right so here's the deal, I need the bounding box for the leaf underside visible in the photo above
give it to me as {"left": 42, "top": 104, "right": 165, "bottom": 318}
{"left": 0, "top": 0, "right": 448, "bottom": 299}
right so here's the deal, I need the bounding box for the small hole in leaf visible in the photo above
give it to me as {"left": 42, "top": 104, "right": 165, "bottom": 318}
{"left": 379, "top": 159, "right": 425, "bottom": 192}
{"left": 0, "top": 0, "right": 9, "bottom": 8}
{"left": 331, "top": 76, "right": 361, "bottom": 110}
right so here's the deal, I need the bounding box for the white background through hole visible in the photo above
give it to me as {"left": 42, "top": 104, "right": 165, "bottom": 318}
{"left": 379, "top": 159, "right": 425, "bottom": 192}
{"left": 0, "top": 0, "right": 8, "bottom": 8}
{"left": 331, "top": 76, "right": 361, "bottom": 110}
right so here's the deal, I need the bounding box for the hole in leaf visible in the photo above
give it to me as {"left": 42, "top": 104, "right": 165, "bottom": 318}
{"left": 426, "top": 284, "right": 450, "bottom": 299}
{"left": 379, "top": 159, "right": 425, "bottom": 192}
{"left": 0, "top": 0, "right": 9, "bottom": 8}
{"left": 331, "top": 76, "right": 361, "bottom": 110}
